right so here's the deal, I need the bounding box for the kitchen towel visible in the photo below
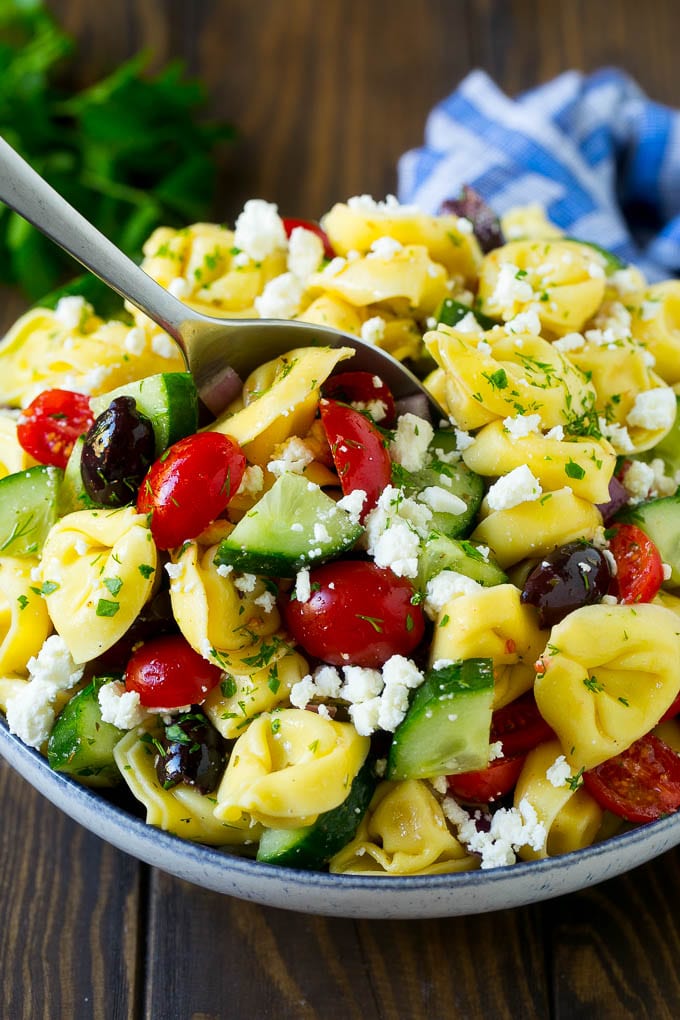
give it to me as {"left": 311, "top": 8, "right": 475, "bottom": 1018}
{"left": 398, "top": 68, "right": 680, "bottom": 281}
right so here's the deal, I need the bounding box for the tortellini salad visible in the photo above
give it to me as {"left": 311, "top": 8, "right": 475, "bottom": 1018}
{"left": 2, "top": 191, "right": 680, "bottom": 876}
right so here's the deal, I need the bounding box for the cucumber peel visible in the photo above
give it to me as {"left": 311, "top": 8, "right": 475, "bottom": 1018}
{"left": 0, "top": 464, "right": 63, "bottom": 556}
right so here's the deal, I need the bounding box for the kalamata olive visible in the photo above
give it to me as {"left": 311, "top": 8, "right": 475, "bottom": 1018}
{"left": 81, "top": 396, "right": 155, "bottom": 506}
{"left": 520, "top": 542, "right": 612, "bottom": 628}
{"left": 155, "top": 710, "right": 226, "bottom": 794}
{"left": 439, "top": 185, "right": 504, "bottom": 253}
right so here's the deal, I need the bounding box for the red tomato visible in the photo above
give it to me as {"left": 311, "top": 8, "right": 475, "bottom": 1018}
{"left": 17, "top": 389, "right": 94, "bottom": 468}
{"left": 607, "top": 523, "right": 664, "bottom": 604}
{"left": 319, "top": 398, "right": 392, "bottom": 521}
{"left": 282, "top": 560, "right": 425, "bottom": 668}
{"left": 447, "top": 754, "right": 527, "bottom": 804}
{"left": 323, "top": 371, "right": 396, "bottom": 427}
{"left": 583, "top": 734, "right": 680, "bottom": 823}
{"left": 490, "top": 691, "right": 555, "bottom": 757}
{"left": 125, "top": 634, "right": 223, "bottom": 709}
{"left": 281, "top": 217, "right": 335, "bottom": 259}
{"left": 137, "top": 432, "right": 246, "bottom": 549}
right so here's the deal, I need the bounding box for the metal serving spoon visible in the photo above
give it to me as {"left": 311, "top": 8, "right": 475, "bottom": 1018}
{"left": 0, "top": 137, "right": 444, "bottom": 419}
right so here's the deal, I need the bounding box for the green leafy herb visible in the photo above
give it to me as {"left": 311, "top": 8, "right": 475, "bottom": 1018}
{"left": 95, "top": 598, "right": 120, "bottom": 617}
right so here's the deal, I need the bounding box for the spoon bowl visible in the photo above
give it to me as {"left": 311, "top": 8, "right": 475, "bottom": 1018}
{"left": 0, "top": 137, "right": 444, "bottom": 419}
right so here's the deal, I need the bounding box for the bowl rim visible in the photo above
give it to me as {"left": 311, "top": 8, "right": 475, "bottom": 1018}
{"left": 2, "top": 716, "right": 679, "bottom": 917}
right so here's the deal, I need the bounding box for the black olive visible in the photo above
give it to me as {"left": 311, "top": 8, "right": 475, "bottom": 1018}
{"left": 81, "top": 396, "right": 155, "bottom": 506}
{"left": 155, "top": 710, "right": 226, "bottom": 795}
{"left": 521, "top": 542, "right": 612, "bottom": 629}
{"left": 439, "top": 185, "right": 504, "bottom": 253}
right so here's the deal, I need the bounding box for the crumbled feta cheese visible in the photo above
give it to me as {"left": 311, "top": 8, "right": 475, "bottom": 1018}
{"left": 609, "top": 268, "right": 642, "bottom": 297}
{"left": 290, "top": 674, "right": 316, "bottom": 710}
{"left": 489, "top": 263, "right": 534, "bottom": 311}
{"left": 588, "top": 261, "right": 606, "bottom": 279}
{"left": 313, "top": 665, "right": 342, "bottom": 698}
{"left": 364, "top": 485, "right": 431, "bottom": 578}
{"left": 293, "top": 567, "right": 311, "bottom": 603}
{"left": 151, "top": 333, "right": 179, "bottom": 359}
{"left": 255, "top": 271, "right": 304, "bottom": 319}
{"left": 544, "top": 425, "right": 565, "bottom": 441}
{"left": 336, "top": 488, "right": 367, "bottom": 524}
{"left": 486, "top": 465, "right": 542, "bottom": 511}
{"left": 546, "top": 754, "right": 572, "bottom": 788}
{"left": 476, "top": 339, "right": 492, "bottom": 356}
{"left": 626, "top": 387, "right": 676, "bottom": 433}
{"left": 453, "top": 312, "right": 482, "bottom": 335}
{"left": 488, "top": 741, "right": 504, "bottom": 762}
{"left": 234, "top": 572, "right": 258, "bottom": 593}
{"left": 602, "top": 548, "right": 617, "bottom": 576}
{"left": 287, "top": 226, "right": 324, "bottom": 279}
{"left": 350, "top": 398, "right": 388, "bottom": 422}
{"left": 381, "top": 655, "right": 423, "bottom": 690}
{"left": 505, "top": 309, "right": 541, "bottom": 335}
{"left": 502, "top": 413, "right": 541, "bottom": 438}
{"left": 349, "top": 698, "right": 382, "bottom": 736}
{"left": 360, "top": 316, "right": 386, "bottom": 345}
{"left": 640, "top": 298, "right": 661, "bottom": 321}
{"left": 368, "top": 236, "right": 403, "bottom": 259}
{"left": 254, "top": 590, "right": 278, "bottom": 614}
{"left": 598, "top": 417, "right": 634, "bottom": 454}
{"left": 168, "top": 277, "right": 189, "bottom": 299}
{"left": 622, "top": 460, "right": 655, "bottom": 503}
{"left": 389, "top": 413, "right": 434, "bottom": 472}
{"left": 430, "top": 775, "right": 449, "bottom": 795}
{"left": 54, "top": 295, "right": 90, "bottom": 330}
{"left": 648, "top": 457, "right": 678, "bottom": 497}
{"left": 454, "top": 428, "right": 475, "bottom": 452}
{"left": 377, "top": 681, "right": 410, "bottom": 731}
{"left": 341, "top": 665, "right": 384, "bottom": 703}
{"left": 424, "top": 570, "right": 482, "bottom": 619}
{"left": 552, "top": 332, "right": 585, "bottom": 353}
{"left": 418, "top": 486, "right": 467, "bottom": 515}
{"left": 165, "top": 561, "right": 184, "bottom": 580}
{"left": 216, "top": 563, "right": 234, "bottom": 577}
{"left": 236, "top": 464, "right": 264, "bottom": 497}
{"left": 346, "top": 193, "right": 418, "bottom": 216}
{"left": 601, "top": 593, "right": 619, "bottom": 605}
{"left": 663, "top": 563, "right": 673, "bottom": 581}
{"left": 6, "top": 636, "right": 84, "bottom": 748}
{"left": 267, "top": 437, "right": 314, "bottom": 477}
{"left": 98, "top": 680, "right": 148, "bottom": 729}
{"left": 234, "top": 199, "right": 287, "bottom": 260}
{"left": 124, "top": 327, "right": 146, "bottom": 355}
{"left": 443, "top": 795, "right": 546, "bottom": 869}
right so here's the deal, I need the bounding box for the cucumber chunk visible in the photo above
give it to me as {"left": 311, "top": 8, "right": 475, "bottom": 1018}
{"left": 0, "top": 464, "right": 63, "bottom": 556}
{"left": 392, "top": 430, "right": 484, "bottom": 539}
{"left": 59, "top": 436, "right": 97, "bottom": 515}
{"left": 436, "top": 297, "right": 497, "bottom": 331}
{"left": 617, "top": 494, "right": 680, "bottom": 587}
{"left": 256, "top": 759, "right": 377, "bottom": 868}
{"left": 215, "top": 473, "right": 362, "bottom": 577}
{"left": 418, "top": 534, "right": 507, "bottom": 589}
{"left": 387, "top": 659, "right": 494, "bottom": 781}
{"left": 47, "top": 677, "right": 124, "bottom": 787}
{"left": 90, "top": 372, "right": 198, "bottom": 456}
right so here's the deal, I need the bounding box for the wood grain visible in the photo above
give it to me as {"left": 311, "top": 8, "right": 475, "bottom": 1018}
{"left": 2, "top": 1, "right": 680, "bottom": 1017}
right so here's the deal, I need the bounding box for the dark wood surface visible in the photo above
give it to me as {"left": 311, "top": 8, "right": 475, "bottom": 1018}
{"left": 1, "top": 2, "right": 679, "bottom": 1017}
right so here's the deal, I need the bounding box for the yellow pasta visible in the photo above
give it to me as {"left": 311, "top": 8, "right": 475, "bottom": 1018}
{"left": 462, "top": 419, "right": 616, "bottom": 503}
{"left": 214, "top": 709, "right": 369, "bottom": 828}
{"left": 330, "top": 780, "right": 478, "bottom": 876}
{"left": 535, "top": 603, "right": 680, "bottom": 770}
{"left": 430, "top": 584, "right": 547, "bottom": 708}
{"left": 167, "top": 542, "right": 280, "bottom": 663}
{"left": 477, "top": 239, "right": 606, "bottom": 334}
{"left": 39, "top": 508, "right": 157, "bottom": 662}
{"left": 513, "top": 741, "right": 603, "bottom": 860}
{"left": 203, "top": 650, "right": 309, "bottom": 739}
{"left": 629, "top": 280, "right": 680, "bottom": 385}
{"left": 471, "top": 488, "right": 602, "bottom": 569}
{"left": 0, "top": 414, "right": 36, "bottom": 479}
{"left": 0, "top": 557, "right": 52, "bottom": 675}
{"left": 114, "top": 727, "right": 260, "bottom": 846}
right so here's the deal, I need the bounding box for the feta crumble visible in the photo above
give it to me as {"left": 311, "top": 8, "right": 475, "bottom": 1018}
{"left": 255, "top": 272, "right": 304, "bottom": 319}
{"left": 234, "top": 199, "right": 287, "bottom": 260}
{"left": 98, "top": 680, "right": 148, "bottom": 730}
{"left": 546, "top": 754, "right": 572, "bottom": 788}
{"left": 389, "top": 413, "right": 434, "bottom": 472}
{"left": 287, "top": 226, "right": 324, "bottom": 279}
{"left": 360, "top": 316, "right": 386, "bottom": 344}
{"left": 486, "top": 465, "right": 542, "bottom": 511}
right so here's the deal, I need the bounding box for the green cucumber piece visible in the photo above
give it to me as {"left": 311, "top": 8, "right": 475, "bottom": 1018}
{"left": 216, "top": 473, "right": 363, "bottom": 577}
{"left": 436, "top": 297, "right": 497, "bottom": 331}
{"left": 616, "top": 494, "right": 680, "bottom": 587}
{"left": 59, "top": 436, "right": 97, "bottom": 515}
{"left": 387, "top": 658, "right": 494, "bottom": 781}
{"left": 643, "top": 395, "right": 680, "bottom": 475}
{"left": 47, "top": 677, "right": 124, "bottom": 787}
{"left": 392, "top": 430, "right": 484, "bottom": 539}
{"left": 418, "top": 534, "right": 507, "bottom": 589}
{"left": 256, "top": 759, "right": 377, "bottom": 868}
{"left": 90, "top": 372, "right": 198, "bottom": 456}
{"left": 0, "top": 464, "right": 63, "bottom": 556}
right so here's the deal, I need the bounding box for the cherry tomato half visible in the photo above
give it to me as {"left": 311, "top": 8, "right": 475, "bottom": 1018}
{"left": 607, "top": 523, "right": 664, "bottom": 604}
{"left": 17, "top": 388, "right": 94, "bottom": 469}
{"left": 282, "top": 560, "right": 425, "bottom": 668}
{"left": 490, "top": 691, "right": 555, "bottom": 758}
{"left": 281, "top": 217, "right": 335, "bottom": 259}
{"left": 323, "top": 371, "right": 396, "bottom": 427}
{"left": 125, "top": 634, "right": 223, "bottom": 709}
{"left": 137, "top": 432, "right": 246, "bottom": 549}
{"left": 660, "top": 690, "right": 680, "bottom": 723}
{"left": 447, "top": 753, "right": 527, "bottom": 804}
{"left": 583, "top": 734, "right": 680, "bottom": 823}
{"left": 319, "top": 398, "right": 392, "bottom": 521}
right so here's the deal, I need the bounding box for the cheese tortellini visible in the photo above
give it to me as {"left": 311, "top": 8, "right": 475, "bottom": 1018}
{"left": 535, "top": 604, "right": 680, "bottom": 770}
{"left": 0, "top": 557, "right": 52, "bottom": 675}
{"left": 39, "top": 508, "right": 158, "bottom": 662}
{"left": 214, "top": 709, "right": 369, "bottom": 828}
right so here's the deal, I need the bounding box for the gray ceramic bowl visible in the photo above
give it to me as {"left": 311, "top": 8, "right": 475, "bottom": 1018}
{"left": 2, "top": 718, "right": 679, "bottom": 919}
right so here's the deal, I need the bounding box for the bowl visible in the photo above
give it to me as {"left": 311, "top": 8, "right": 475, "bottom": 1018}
{"left": 2, "top": 717, "right": 679, "bottom": 919}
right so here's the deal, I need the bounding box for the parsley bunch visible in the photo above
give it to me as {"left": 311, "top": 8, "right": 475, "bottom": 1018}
{"left": 0, "top": 0, "right": 233, "bottom": 300}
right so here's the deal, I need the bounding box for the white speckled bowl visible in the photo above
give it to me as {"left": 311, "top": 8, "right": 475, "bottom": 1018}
{"left": 2, "top": 719, "right": 679, "bottom": 918}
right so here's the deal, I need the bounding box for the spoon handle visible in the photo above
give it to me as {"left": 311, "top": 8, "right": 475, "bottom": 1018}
{"left": 0, "top": 136, "right": 189, "bottom": 344}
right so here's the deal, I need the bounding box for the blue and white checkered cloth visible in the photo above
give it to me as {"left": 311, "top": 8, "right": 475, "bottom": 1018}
{"left": 398, "top": 68, "right": 680, "bottom": 281}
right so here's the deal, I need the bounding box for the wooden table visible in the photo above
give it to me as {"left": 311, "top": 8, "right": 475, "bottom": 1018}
{"left": 2, "top": 2, "right": 679, "bottom": 1016}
